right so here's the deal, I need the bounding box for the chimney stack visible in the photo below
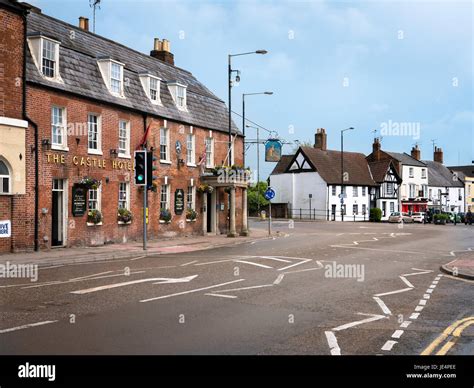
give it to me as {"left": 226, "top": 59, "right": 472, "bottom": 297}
{"left": 314, "top": 128, "right": 327, "bottom": 151}
{"left": 150, "top": 38, "right": 175, "bottom": 66}
{"left": 372, "top": 137, "right": 381, "bottom": 161}
{"left": 434, "top": 146, "right": 444, "bottom": 164}
{"left": 79, "top": 17, "right": 89, "bottom": 31}
{"left": 411, "top": 144, "right": 421, "bottom": 160}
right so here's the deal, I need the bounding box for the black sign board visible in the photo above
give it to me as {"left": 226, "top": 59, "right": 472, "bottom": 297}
{"left": 174, "top": 189, "right": 185, "bottom": 215}
{"left": 72, "top": 184, "right": 87, "bottom": 216}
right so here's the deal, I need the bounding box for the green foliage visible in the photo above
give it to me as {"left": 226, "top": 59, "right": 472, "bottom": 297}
{"left": 117, "top": 208, "right": 132, "bottom": 223}
{"left": 248, "top": 181, "right": 269, "bottom": 214}
{"left": 370, "top": 207, "right": 382, "bottom": 222}
{"left": 434, "top": 213, "right": 449, "bottom": 223}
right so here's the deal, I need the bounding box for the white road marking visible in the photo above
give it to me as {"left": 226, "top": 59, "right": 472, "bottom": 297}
{"left": 392, "top": 330, "right": 404, "bottom": 339}
{"left": 233, "top": 260, "right": 273, "bottom": 269}
{"left": 423, "top": 294, "right": 431, "bottom": 299}
{"left": 374, "top": 287, "right": 413, "bottom": 297}
{"left": 181, "top": 260, "right": 198, "bottom": 266}
{"left": 330, "top": 246, "right": 423, "bottom": 254}
{"left": 0, "top": 320, "right": 58, "bottom": 334}
{"left": 399, "top": 276, "right": 414, "bottom": 288}
{"left": 409, "top": 313, "right": 420, "bottom": 320}
{"left": 278, "top": 259, "right": 312, "bottom": 272}
{"left": 69, "top": 271, "right": 113, "bottom": 281}
{"left": 140, "top": 279, "right": 245, "bottom": 303}
{"left": 205, "top": 293, "right": 238, "bottom": 299}
{"left": 426, "top": 288, "right": 434, "bottom": 294}
{"left": 415, "top": 305, "right": 424, "bottom": 312}
{"left": 429, "top": 284, "right": 436, "bottom": 289}
{"left": 39, "top": 265, "right": 64, "bottom": 270}
{"left": 373, "top": 297, "right": 392, "bottom": 315}
{"left": 130, "top": 255, "right": 147, "bottom": 261}
{"left": 381, "top": 340, "right": 397, "bottom": 351}
{"left": 419, "top": 299, "right": 427, "bottom": 306}
{"left": 273, "top": 274, "right": 285, "bottom": 285}
{"left": 325, "top": 331, "right": 341, "bottom": 356}
{"left": 213, "top": 284, "right": 273, "bottom": 293}
{"left": 332, "top": 313, "right": 387, "bottom": 332}
{"left": 71, "top": 275, "right": 197, "bottom": 295}
{"left": 194, "top": 259, "right": 235, "bottom": 266}
{"left": 432, "top": 280, "right": 439, "bottom": 285}
{"left": 256, "top": 256, "right": 292, "bottom": 263}
{"left": 410, "top": 268, "right": 434, "bottom": 273}
{"left": 400, "top": 321, "right": 412, "bottom": 328}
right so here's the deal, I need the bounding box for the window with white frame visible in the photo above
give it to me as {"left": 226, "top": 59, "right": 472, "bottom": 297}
{"left": 390, "top": 202, "right": 395, "bottom": 213}
{"left": 362, "top": 187, "right": 366, "bottom": 196}
{"left": 187, "top": 185, "right": 195, "bottom": 210}
{"left": 118, "top": 182, "right": 130, "bottom": 209}
{"left": 205, "top": 137, "right": 214, "bottom": 168}
{"left": 118, "top": 120, "right": 130, "bottom": 157}
{"left": 421, "top": 168, "right": 427, "bottom": 179}
{"left": 409, "top": 184, "right": 416, "bottom": 198}
{"left": 51, "top": 106, "right": 67, "bottom": 149}
{"left": 386, "top": 182, "right": 394, "bottom": 196}
{"left": 353, "top": 186, "right": 358, "bottom": 197}
{"left": 409, "top": 167, "right": 414, "bottom": 178}
{"left": 422, "top": 184, "right": 428, "bottom": 198}
{"left": 88, "top": 114, "right": 101, "bottom": 153}
{"left": 150, "top": 77, "right": 159, "bottom": 101}
{"left": 42, "top": 38, "right": 57, "bottom": 78}
{"left": 362, "top": 204, "right": 367, "bottom": 215}
{"left": 110, "top": 62, "right": 123, "bottom": 94}
{"left": 160, "top": 127, "right": 170, "bottom": 162}
{"left": 0, "top": 160, "right": 11, "bottom": 194}
{"left": 88, "top": 187, "right": 101, "bottom": 211}
{"left": 186, "top": 134, "right": 195, "bottom": 165}
{"left": 160, "top": 184, "right": 170, "bottom": 210}
{"left": 332, "top": 185, "right": 336, "bottom": 196}
{"left": 176, "top": 85, "right": 186, "bottom": 108}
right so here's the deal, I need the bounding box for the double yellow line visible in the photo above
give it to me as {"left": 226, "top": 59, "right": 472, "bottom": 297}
{"left": 421, "top": 317, "right": 474, "bottom": 355}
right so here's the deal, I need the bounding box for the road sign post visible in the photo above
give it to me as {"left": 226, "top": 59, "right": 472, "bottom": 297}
{"left": 264, "top": 187, "right": 275, "bottom": 237}
{"left": 134, "top": 150, "right": 148, "bottom": 250}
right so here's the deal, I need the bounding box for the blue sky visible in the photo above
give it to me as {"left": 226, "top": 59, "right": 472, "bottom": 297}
{"left": 30, "top": 0, "right": 473, "bottom": 178}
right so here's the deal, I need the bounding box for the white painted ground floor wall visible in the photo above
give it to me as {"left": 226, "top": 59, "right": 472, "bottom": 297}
{"left": 375, "top": 199, "right": 400, "bottom": 220}
{"left": 428, "top": 186, "right": 465, "bottom": 212}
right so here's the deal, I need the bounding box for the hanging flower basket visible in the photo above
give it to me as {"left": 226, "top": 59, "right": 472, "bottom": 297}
{"left": 159, "top": 208, "right": 172, "bottom": 224}
{"left": 117, "top": 208, "right": 133, "bottom": 224}
{"left": 151, "top": 181, "right": 159, "bottom": 193}
{"left": 87, "top": 209, "right": 103, "bottom": 225}
{"left": 197, "top": 184, "right": 214, "bottom": 194}
{"left": 78, "top": 177, "right": 101, "bottom": 190}
{"left": 186, "top": 208, "right": 197, "bottom": 222}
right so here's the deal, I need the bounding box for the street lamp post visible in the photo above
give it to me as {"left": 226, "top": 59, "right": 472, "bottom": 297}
{"left": 246, "top": 125, "right": 262, "bottom": 213}
{"left": 340, "top": 127, "right": 354, "bottom": 221}
{"left": 228, "top": 50, "right": 267, "bottom": 166}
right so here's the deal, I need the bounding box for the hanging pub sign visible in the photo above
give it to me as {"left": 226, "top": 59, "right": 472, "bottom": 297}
{"left": 72, "top": 184, "right": 87, "bottom": 217}
{"left": 174, "top": 189, "right": 185, "bottom": 215}
{"left": 265, "top": 139, "right": 282, "bottom": 162}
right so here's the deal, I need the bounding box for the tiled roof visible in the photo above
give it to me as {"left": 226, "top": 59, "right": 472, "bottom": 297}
{"left": 298, "top": 147, "right": 376, "bottom": 186}
{"left": 25, "top": 11, "right": 240, "bottom": 134}
{"left": 448, "top": 165, "right": 474, "bottom": 178}
{"left": 368, "top": 159, "right": 393, "bottom": 183}
{"left": 270, "top": 155, "right": 293, "bottom": 175}
{"left": 422, "top": 161, "right": 464, "bottom": 188}
{"left": 385, "top": 152, "right": 426, "bottom": 167}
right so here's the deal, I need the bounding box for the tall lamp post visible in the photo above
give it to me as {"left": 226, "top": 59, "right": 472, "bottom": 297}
{"left": 246, "top": 125, "right": 263, "bottom": 213}
{"left": 340, "top": 127, "right": 354, "bottom": 221}
{"left": 228, "top": 50, "right": 267, "bottom": 165}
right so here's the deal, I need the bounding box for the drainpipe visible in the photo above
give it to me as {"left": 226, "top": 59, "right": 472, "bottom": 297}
{"left": 21, "top": 7, "right": 40, "bottom": 251}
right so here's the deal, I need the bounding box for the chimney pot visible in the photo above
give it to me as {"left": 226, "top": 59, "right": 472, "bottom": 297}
{"left": 372, "top": 137, "right": 381, "bottom": 161}
{"left": 411, "top": 145, "right": 421, "bottom": 161}
{"left": 314, "top": 128, "right": 327, "bottom": 151}
{"left": 162, "top": 39, "right": 170, "bottom": 52}
{"left": 79, "top": 17, "right": 89, "bottom": 31}
{"left": 150, "top": 38, "right": 174, "bottom": 66}
{"left": 154, "top": 38, "right": 162, "bottom": 51}
{"left": 434, "top": 146, "right": 444, "bottom": 164}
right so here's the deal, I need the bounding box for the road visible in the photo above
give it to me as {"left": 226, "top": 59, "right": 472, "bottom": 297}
{"left": 1, "top": 220, "right": 473, "bottom": 355}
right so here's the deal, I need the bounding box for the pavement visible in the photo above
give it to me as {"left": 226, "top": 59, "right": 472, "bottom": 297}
{"left": 0, "top": 227, "right": 271, "bottom": 267}
{"left": 440, "top": 253, "right": 474, "bottom": 280}
{"left": 1, "top": 220, "right": 473, "bottom": 355}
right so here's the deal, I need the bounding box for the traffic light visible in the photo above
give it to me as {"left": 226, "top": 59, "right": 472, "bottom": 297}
{"left": 146, "top": 150, "right": 158, "bottom": 190}
{"left": 134, "top": 150, "right": 147, "bottom": 186}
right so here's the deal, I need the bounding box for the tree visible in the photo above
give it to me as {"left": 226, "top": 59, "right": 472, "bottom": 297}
{"left": 248, "top": 181, "right": 269, "bottom": 215}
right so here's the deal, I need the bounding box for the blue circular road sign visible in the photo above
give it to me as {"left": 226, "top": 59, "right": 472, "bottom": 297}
{"left": 264, "top": 188, "right": 275, "bottom": 201}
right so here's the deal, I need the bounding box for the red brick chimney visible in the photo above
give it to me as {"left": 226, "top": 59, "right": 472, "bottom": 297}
{"left": 434, "top": 146, "right": 443, "bottom": 164}
{"left": 78, "top": 17, "right": 89, "bottom": 31}
{"left": 150, "top": 38, "right": 174, "bottom": 66}
{"left": 314, "top": 128, "right": 327, "bottom": 151}
{"left": 411, "top": 145, "right": 421, "bottom": 160}
{"left": 372, "top": 137, "right": 381, "bottom": 161}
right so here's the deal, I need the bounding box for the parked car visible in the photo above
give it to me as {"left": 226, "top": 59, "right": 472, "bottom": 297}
{"left": 388, "top": 212, "right": 414, "bottom": 223}
{"left": 412, "top": 212, "right": 425, "bottom": 223}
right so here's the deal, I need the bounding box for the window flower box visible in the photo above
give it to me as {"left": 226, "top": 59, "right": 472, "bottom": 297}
{"left": 117, "top": 208, "right": 133, "bottom": 224}
{"left": 87, "top": 209, "right": 103, "bottom": 225}
{"left": 159, "top": 209, "right": 172, "bottom": 224}
{"left": 186, "top": 209, "right": 197, "bottom": 222}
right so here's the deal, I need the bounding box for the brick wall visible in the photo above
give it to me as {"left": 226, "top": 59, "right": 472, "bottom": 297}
{"left": 25, "top": 85, "right": 244, "bottom": 249}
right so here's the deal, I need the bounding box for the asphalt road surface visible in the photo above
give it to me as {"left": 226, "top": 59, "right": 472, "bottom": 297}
{"left": 1, "top": 221, "right": 473, "bottom": 355}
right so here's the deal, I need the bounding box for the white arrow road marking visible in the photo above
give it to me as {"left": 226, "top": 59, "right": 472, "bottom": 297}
{"left": 233, "top": 260, "right": 273, "bottom": 269}
{"left": 205, "top": 293, "right": 238, "bottom": 299}
{"left": 71, "top": 275, "right": 198, "bottom": 295}
{"left": 140, "top": 279, "right": 245, "bottom": 303}
{"left": 0, "top": 320, "right": 58, "bottom": 334}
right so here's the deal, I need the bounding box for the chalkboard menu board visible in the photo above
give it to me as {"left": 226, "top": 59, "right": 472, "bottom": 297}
{"left": 174, "top": 189, "right": 184, "bottom": 215}
{"left": 72, "top": 185, "right": 87, "bottom": 216}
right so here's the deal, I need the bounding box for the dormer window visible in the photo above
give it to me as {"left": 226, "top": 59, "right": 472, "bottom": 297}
{"left": 167, "top": 82, "right": 187, "bottom": 110}
{"left": 27, "top": 34, "right": 62, "bottom": 81}
{"left": 97, "top": 58, "right": 125, "bottom": 97}
{"left": 139, "top": 73, "right": 162, "bottom": 105}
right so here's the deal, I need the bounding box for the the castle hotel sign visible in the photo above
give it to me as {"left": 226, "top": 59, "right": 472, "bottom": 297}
{"left": 46, "top": 153, "right": 134, "bottom": 171}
